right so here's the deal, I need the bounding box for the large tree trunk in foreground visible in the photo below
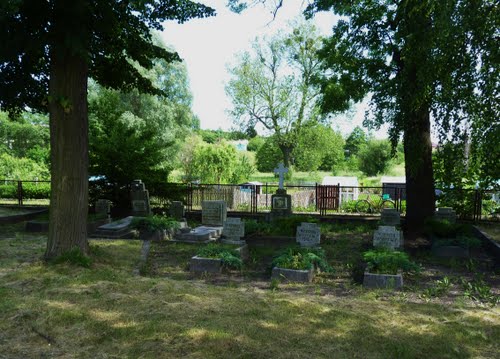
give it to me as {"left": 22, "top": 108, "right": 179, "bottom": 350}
{"left": 403, "top": 107, "right": 435, "bottom": 233}
{"left": 45, "top": 0, "right": 89, "bottom": 259}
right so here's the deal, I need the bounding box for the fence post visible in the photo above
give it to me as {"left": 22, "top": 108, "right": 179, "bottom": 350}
{"left": 265, "top": 182, "right": 268, "bottom": 209}
{"left": 315, "top": 183, "right": 318, "bottom": 212}
{"left": 17, "top": 180, "right": 23, "bottom": 206}
{"left": 473, "top": 189, "right": 482, "bottom": 222}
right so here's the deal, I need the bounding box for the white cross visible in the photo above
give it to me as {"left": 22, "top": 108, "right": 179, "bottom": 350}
{"left": 274, "top": 163, "right": 288, "bottom": 189}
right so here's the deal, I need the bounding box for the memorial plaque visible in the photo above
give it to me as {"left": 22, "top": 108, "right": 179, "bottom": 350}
{"left": 373, "top": 225, "right": 403, "bottom": 250}
{"left": 272, "top": 196, "right": 288, "bottom": 210}
{"left": 296, "top": 222, "right": 321, "bottom": 247}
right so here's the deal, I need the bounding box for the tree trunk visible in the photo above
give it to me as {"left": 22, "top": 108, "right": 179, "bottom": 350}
{"left": 403, "top": 107, "right": 435, "bottom": 233}
{"left": 45, "top": 3, "right": 89, "bottom": 258}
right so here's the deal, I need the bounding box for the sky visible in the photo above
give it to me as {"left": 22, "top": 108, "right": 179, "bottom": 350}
{"left": 161, "top": 0, "right": 388, "bottom": 138}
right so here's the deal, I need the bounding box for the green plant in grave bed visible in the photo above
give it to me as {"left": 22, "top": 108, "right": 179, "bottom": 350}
{"left": 363, "top": 249, "right": 420, "bottom": 275}
{"left": 130, "top": 215, "right": 179, "bottom": 232}
{"left": 461, "top": 276, "right": 499, "bottom": 306}
{"left": 196, "top": 244, "right": 242, "bottom": 269}
{"left": 272, "top": 246, "right": 332, "bottom": 272}
{"left": 433, "top": 235, "right": 481, "bottom": 249}
{"left": 271, "top": 216, "right": 318, "bottom": 236}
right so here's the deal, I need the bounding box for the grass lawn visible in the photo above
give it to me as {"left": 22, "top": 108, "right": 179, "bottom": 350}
{"left": 1, "top": 223, "right": 499, "bottom": 358}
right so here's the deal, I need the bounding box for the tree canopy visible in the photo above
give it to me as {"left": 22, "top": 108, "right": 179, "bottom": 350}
{"left": 0, "top": 0, "right": 215, "bottom": 258}
{"left": 306, "top": 0, "right": 499, "bottom": 230}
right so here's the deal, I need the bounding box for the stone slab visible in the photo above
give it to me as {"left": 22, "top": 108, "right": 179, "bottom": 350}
{"left": 271, "top": 267, "right": 314, "bottom": 283}
{"left": 363, "top": 272, "right": 403, "bottom": 289}
{"left": 432, "top": 245, "right": 469, "bottom": 258}
{"left": 190, "top": 256, "right": 222, "bottom": 274}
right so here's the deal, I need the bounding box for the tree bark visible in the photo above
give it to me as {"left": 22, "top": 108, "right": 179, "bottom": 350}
{"left": 45, "top": 0, "right": 89, "bottom": 259}
{"left": 403, "top": 107, "right": 435, "bottom": 233}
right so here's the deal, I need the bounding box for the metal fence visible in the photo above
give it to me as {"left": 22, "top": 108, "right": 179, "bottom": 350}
{"left": 1, "top": 179, "right": 498, "bottom": 222}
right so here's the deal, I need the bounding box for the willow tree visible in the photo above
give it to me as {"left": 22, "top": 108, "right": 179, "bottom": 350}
{"left": 0, "top": 0, "right": 214, "bottom": 259}
{"left": 307, "top": 0, "right": 499, "bottom": 231}
{"left": 226, "top": 22, "right": 325, "bottom": 168}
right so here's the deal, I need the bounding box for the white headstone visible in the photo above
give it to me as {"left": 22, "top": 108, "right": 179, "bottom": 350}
{"left": 373, "top": 225, "right": 403, "bottom": 250}
{"left": 296, "top": 222, "right": 321, "bottom": 247}
{"left": 201, "top": 200, "right": 227, "bottom": 226}
{"left": 380, "top": 208, "right": 401, "bottom": 226}
{"left": 222, "top": 217, "right": 245, "bottom": 243}
{"left": 274, "top": 163, "right": 288, "bottom": 190}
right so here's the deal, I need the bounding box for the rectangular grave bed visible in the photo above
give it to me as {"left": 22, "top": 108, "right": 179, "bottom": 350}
{"left": 190, "top": 256, "right": 222, "bottom": 274}
{"left": 363, "top": 271, "right": 403, "bottom": 289}
{"left": 431, "top": 245, "right": 469, "bottom": 258}
{"left": 271, "top": 266, "right": 314, "bottom": 283}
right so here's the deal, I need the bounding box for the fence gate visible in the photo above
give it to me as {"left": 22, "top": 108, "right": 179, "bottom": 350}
{"left": 316, "top": 184, "right": 340, "bottom": 216}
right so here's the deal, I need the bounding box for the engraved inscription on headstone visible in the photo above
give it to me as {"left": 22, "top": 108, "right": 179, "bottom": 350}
{"left": 296, "top": 222, "right": 321, "bottom": 247}
{"left": 380, "top": 208, "right": 401, "bottom": 226}
{"left": 373, "top": 225, "right": 403, "bottom": 250}
{"left": 201, "top": 200, "right": 227, "bottom": 226}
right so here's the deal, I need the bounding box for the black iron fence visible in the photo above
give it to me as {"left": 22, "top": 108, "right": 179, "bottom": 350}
{"left": 1, "top": 179, "right": 498, "bottom": 222}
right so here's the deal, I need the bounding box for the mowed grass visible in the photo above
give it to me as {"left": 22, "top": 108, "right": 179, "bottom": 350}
{"left": 1, "top": 234, "right": 499, "bottom": 358}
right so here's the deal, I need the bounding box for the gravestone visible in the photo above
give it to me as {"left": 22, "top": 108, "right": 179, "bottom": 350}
{"left": 296, "top": 222, "right": 321, "bottom": 247}
{"left": 380, "top": 208, "right": 401, "bottom": 226}
{"left": 434, "top": 207, "right": 457, "bottom": 224}
{"left": 201, "top": 200, "right": 227, "bottom": 226}
{"left": 130, "top": 179, "right": 151, "bottom": 216}
{"left": 95, "top": 199, "right": 111, "bottom": 217}
{"left": 271, "top": 163, "right": 292, "bottom": 217}
{"left": 221, "top": 217, "right": 245, "bottom": 244}
{"left": 373, "top": 225, "right": 403, "bottom": 250}
{"left": 169, "top": 201, "right": 185, "bottom": 221}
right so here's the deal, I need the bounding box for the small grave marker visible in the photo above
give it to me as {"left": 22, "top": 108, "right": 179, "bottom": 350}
{"left": 222, "top": 217, "right": 245, "bottom": 244}
{"left": 169, "top": 201, "right": 185, "bottom": 221}
{"left": 296, "top": 222, "right": 321, "bottom": 247}
{"left": 434, "top": 207, "right": 457, "bottom": 224}
{"left": 95, "top": 199, "right": 111, "bottom": 217}
{"left": 373, "top": 225, "right": 403, "bottom": 250}
{"left": 130, "top": 179, "right": 151, "bottom": 216}
{"left": 380, "top": 208, "right": 400, "bottom": 226}
{"left": 201, "top": 200, "right": 227, "bottom": 226}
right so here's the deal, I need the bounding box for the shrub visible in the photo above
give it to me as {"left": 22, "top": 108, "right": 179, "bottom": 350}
{"left": 130, "top": 215, "right": 179, "bottom": 232}
{"left": 196, "top": 244, "right": 242, "bottom": 269}
{"left": 272, "top": 247, "right": 332, "bottom": 272}
{"left": 363, "top": 249, "right": 420, "bottom": 275}
{"left": 424, "top": 218, "right": 471, "bottom": 238}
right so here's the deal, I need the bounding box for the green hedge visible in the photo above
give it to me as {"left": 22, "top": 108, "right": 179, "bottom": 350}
{"left": 0, "top": 183, "right": 51, "bottom": 199}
